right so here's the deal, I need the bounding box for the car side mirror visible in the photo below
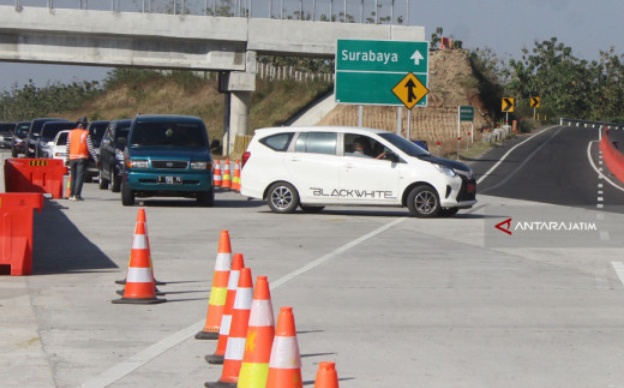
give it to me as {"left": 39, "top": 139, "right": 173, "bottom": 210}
{"left": 385, "top": 151, "right": 400, "bottom": 163}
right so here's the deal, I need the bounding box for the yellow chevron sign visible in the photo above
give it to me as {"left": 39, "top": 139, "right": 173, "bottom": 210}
{"left": 530, "top": 96, "right": 541, "bottom": 108}
{"left": 501, "top": 97, "right": 515, "bottom": 113}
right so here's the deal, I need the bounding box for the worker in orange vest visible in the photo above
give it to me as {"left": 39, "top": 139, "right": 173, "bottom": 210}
{"left": 65, "top": 116, "right": 99, "bottom": 201}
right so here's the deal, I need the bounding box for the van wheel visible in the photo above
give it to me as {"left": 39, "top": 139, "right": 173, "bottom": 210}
{"left": 110, "top": 170, "right": 121, "bottom": 193}
{"left": 407, "top": 185, "right": 440, "bottom": 217}
{"left": 439, "top": 207, "right": 459, "bottom": 217}
{"left": 300, "top": 205, "right": 324, "bottom": 213}
{"left": 121, "top": 183, "right": 135, "bottom": 206}
{"left": 98, "top": 169, "right": 109, "bottom": 190}
{"left": 267, "top": 182, "right": 299, "bottom": 214}
{"left": 196, "top": 189, "right": 215, "bottom": 207}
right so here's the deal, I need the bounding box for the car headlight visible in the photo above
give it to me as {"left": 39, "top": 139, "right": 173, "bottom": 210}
{"left": 454, "top": 168, "right": 473, "bottom": 179}
{"left": 434, "top": 164, "right": 456, "bottom": 177}
{"left": 128, "top": 159, "right": 149, "bottom": 168}
{"left": 190, "top": 161, "right": 209, "bottom": 170}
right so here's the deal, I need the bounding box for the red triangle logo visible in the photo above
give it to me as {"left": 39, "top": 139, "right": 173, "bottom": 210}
{"left": 495, "top": 218, "right": 512, "bottom": 235}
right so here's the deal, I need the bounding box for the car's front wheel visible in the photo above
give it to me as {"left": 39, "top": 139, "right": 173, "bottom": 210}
{"left": 267, "top": 182, "right": 299, "bottom": 214}
{"left": 407, "top": 185, "right": 440, "bottom": 218}
{"left": 121, "top": 183, "right": 135, "bottom": 206}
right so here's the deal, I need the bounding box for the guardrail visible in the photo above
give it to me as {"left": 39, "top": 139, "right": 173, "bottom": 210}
{"left": 8, "top": 0, "right": 413, "bottom": 24}
{"left": 559, "top": 117, "right": 624, "bottom": 130}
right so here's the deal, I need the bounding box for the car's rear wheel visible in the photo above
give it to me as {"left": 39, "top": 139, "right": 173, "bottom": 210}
{"left": 267, "top": 182, "right": 299, "bottom": 214}
{"left": 121, "top": 183, "right": 135, "bottom": 206}
{"left": 98, "top": 169, "right": 109, "bottom": 190}
{"left": 196, "top": 189, "right": 215, "bottom": 207}
{"left": 300, "top": 205, "right": 324, "bottom": 213}
{"left": 407, "top": 185, "right": 440, "bottom": 218}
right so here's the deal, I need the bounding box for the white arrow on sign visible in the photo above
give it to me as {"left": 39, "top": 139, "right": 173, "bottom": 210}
{"left": 410, "top": 50, "right": 424, "bottom": 65}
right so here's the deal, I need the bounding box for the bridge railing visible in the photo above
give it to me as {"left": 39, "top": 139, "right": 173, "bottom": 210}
{"left": 7, "top": 0, "right": 412, "bottom": 24}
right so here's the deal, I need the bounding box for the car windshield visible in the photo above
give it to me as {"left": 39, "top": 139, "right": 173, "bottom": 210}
{"left": 41, "top": 123, "right": 75, "bottom": 141}
{"left": 378, "top": 132, "right": 431, "bottom": 157}
{"left": 130, "top": 122, "right": 207, "bottom": 147}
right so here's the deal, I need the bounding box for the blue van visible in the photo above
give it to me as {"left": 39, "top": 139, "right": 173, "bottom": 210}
{"left": 121, "top": 115, "right": 215, "bottom": 206}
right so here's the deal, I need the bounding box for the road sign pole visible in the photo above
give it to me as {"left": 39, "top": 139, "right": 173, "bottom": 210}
{"left": 396, "top": 106, "right": 402, "bottom": 135}
{"left": 407, "top": 109, "right": 411, "bottom": 140}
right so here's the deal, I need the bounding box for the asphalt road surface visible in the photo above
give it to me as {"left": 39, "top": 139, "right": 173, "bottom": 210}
{"left": 2, "top": 129, "right": 624, "bottom": 388}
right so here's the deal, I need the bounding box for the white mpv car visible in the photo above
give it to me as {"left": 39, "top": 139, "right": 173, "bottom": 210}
{"left": 240, "top": 127, "right": 477, "bottom": 217}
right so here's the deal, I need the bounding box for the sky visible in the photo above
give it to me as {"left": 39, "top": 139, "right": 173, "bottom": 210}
{"left": 1, "top": 0, "right": 623, "bottom": 93}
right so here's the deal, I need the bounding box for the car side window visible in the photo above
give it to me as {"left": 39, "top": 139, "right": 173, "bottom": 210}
{"left": 102, "top": 127, "right": 113, "bottom": 146}
{"left": 295, "top": 132, "right": 337, "bottom": 155}
{"left": 260, "top": 133, "right": 293, "bottom": 152}
{"left": 344, "top": 133, "right": 386, "bottom": 159}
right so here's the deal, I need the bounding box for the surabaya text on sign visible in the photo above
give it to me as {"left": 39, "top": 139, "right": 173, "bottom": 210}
{"left": 341, "top": 49, "right": 399, "bottom": 65}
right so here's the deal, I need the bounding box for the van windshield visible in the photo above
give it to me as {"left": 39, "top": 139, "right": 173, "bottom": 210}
{"left": 378, "top": 132, "right": 430, "bottom": 157}
{"left": 131, "top": 122, "right": 208, "bottom": 148}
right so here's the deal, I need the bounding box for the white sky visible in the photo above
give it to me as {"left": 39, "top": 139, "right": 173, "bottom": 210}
{"left": 1, "top": 0, "right": 623, "bottom": 92}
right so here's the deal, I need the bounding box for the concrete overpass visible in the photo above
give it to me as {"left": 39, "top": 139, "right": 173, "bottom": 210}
{"left": 0, "top": 5, "right": 425, "bottom": 154}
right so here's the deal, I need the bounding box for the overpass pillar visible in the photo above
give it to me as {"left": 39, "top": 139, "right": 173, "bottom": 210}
{"left": 219, "top": 51, "right": 257, "bottom": 157}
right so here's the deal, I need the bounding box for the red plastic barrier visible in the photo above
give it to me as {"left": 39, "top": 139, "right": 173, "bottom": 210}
{"left": 600, "top": 129, "right": 624, "bottom": 183}
{"left": 0, "top": 193, "right": 43, "bottom": 276}
{"left": 4, "top": 158, "right": 68, "bottom": 199}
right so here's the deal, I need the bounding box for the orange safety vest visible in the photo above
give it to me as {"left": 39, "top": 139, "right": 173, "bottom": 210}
{"left": 68, "top": 128, "right": 90, "bottom": 160}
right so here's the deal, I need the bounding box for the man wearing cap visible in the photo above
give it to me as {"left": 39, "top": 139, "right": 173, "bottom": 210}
{"left": 65, "top": 116, "right": 99, "bottom": 201}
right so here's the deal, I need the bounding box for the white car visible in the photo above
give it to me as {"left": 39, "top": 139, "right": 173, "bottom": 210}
{"left": 240, "top": 126, "right": 477, "bottom": 217}
{"left": 50, "top": 130, "right": 70, "bottom": 161}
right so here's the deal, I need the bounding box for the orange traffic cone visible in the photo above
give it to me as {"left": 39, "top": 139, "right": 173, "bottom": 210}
{"left": 213, "top": 160, "right": 222, "bottom": 188}
{"left": 237, "top": 275, "right": 275, "bottom": 388}
{"left": 205, "top": 252, "right": 246, "bottom": 365}
{"left": 314, "top": 362, "right": 339, "bottom": 388}
{"left": 195, "top": 230, "right": 233, "bottom": 340}
{"left": 111, "top": 221, "right": 166, "bottom": 304}
{"left": 221, "top": 158, "right": 231, "bottom": 190}
{"left": 116, "top": 209, "right": 165, "bottom": 287}
{"left": 266, "top": 306, "right": 302, "bottom": 388}
{"left": 231, "top": 160, "right": 241, "bottom": 192}
{"left": 205, "top": 267, "right": 253, "bottom": 388}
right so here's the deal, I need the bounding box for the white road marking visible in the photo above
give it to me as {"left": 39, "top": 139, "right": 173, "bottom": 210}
{"left": 478, "top": 126, "right": 563, "bottom": 189}
{"left": 81, "top": 217, "right": 406, "bottom": 388}
{"left": 611, "top": 262, "right": 624, "bottom": 286}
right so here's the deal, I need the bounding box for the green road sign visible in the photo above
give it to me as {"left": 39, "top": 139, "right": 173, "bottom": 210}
{"left": 335, "top": 39, "right": 429, "bottom": 107}
{"left": 459, "top": 106, "right": 474, "bottom": 121}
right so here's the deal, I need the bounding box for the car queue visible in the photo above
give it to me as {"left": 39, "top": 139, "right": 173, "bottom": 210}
{"left": 1, "top": 116, "right": 477, "bottom": 216}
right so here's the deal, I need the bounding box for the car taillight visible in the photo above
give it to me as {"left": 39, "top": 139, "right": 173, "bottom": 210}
{"left": 241, "top": 151, "right": 251, "bottom": 167}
